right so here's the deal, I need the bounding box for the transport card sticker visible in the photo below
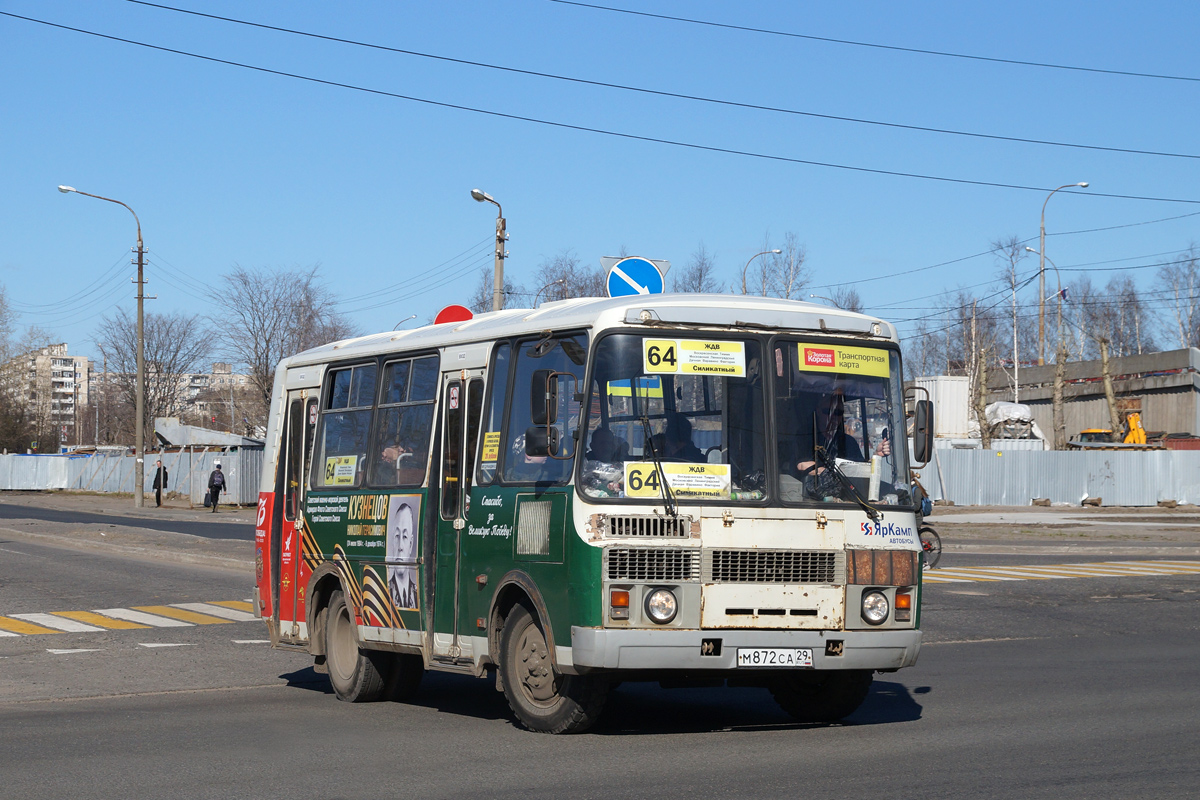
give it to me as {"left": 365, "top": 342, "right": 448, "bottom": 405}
{"left": 643, "top": 339, "right": 746, "bottom": 377}
{"left": 481, "top": 431, "right": 501, "bottom": 462}
{"left": 796, "top": 344, "right": 890, "bottom": 378}
{"left": 324, "top": 455, "right": 358, "bottom": 485}
{"left": 624, "top": 462, "right": 731, "bottom": 500}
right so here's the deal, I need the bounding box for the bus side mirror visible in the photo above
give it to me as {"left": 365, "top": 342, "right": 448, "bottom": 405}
{"left": 913, "top": 399, "right": 934, "bottom": 464}
{"left": 531, "top": 369, "right": 558, "bottom": 426}
{"left": 524, "top": 425, "right": 558, "bottom": 457}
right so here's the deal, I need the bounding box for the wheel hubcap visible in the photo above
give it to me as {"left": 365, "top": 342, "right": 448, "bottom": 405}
{"left": 516, "top": 621, "right": 558, "bottom": 705}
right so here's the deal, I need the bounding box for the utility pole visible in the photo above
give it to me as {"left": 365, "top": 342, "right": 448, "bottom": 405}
{"left": 471, "top": 189, "right": 506, "bottom": 311}
{"left": 1036, "top": 181, "right": 1088, "bottom": 365}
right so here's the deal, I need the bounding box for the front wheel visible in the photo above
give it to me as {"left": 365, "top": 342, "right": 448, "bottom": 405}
{"left": 498, "top": 603, "right": 608, "bottom": 734}
{"left": 770, "top": 669, "right": 873, "bottom": 723}
{"left": 325, "top": 590, "right": 387, "bottom": 702}
{"left": 919, "top": 525, "right": 942, "bottom": 569}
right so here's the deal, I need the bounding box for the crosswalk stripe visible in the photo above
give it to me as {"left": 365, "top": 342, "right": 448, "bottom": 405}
{"left": 925, "top": 559, "right": 1200, "bottom": 584}
{"left": 133, "top": 605, "right": 233, "bottom": 625}
{"left": 172, "top": 603, "right": 258, "bottom": 622}
{"left": 94, "top": 608, "right": 193, "bottom": 627}
{"left": 52, "top": 611, "right": 149, "bottom": 630}
{"left": 209, "top": 600, "right": 255, "bottom": 613}
{"left": 0, "top": 617, "right": 62, "bottom": 635}
{"left": 0, "top": 629, "right": 21, "bottom": 637}
{"left": 8, "top": 613, "right": 105, "bottom": 633}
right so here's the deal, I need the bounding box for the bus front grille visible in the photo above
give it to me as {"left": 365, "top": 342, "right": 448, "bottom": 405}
{"left": 606, "top": 515, "right": 693, "bottom": 538}
{"left": 705, "top": 550, "right": 843, "bottom": 584}
{"left": 606, "top": 548, "right": 701, "bottom": 582}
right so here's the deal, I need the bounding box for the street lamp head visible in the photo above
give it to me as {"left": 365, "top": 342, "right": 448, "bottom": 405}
{"left": 470, "top": 188, "right": 492, "bottom": 203}
{"left": 58, "top": 185, "right": 76, "bottom": 194}
{"left": 1025, "top": 246, "right": 1038, "bottom": 253}
{"left": 1077, "top": 182, "right": 1089, "bottom": 188}
{"left": 771, "top": 249, "right": 782, "bottom": 254}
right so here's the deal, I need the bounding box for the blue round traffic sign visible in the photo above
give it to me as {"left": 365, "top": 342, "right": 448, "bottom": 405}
{"left": 606, "top": 257, "right": 665, "bottom": 298}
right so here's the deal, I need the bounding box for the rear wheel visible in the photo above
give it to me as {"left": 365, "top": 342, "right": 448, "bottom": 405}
{"left": 919, "top": 525, "right": 942, "bottom": 569}
{"left": 325, "top": 590, "right": 386, "bottom": 702}
{"left": 498, "top": 603, "right": 607, "bottom": 734}
{"left": 770, "top": 669, "right": 873, "bottom": 723}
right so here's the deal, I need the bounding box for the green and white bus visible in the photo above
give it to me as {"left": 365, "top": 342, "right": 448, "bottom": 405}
{"left": 253, "top": 294, "right": 934, "bottom": 733}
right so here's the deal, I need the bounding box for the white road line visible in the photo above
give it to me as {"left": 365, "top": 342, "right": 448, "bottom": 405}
{"left": 95, "top": 608, "right": 194, "bottom": 627}
{"left": 138, "top": 642, "right": 197, "bottom": 648}
{"left": 0, "top": 629, "right": 21, "bottom": 637}
{"left": 47, "top": 648, "right": 102, "bottom": 654}
{"left": 233, "top": 639, "right": 270, "bottom": 644}
{"left": 172, "top": 603, "right": 258, "bottom": 622}
{"left": 9, "top": 613, "right": 105, "bottom": 633}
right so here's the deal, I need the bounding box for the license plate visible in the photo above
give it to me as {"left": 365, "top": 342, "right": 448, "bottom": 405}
{"left": 736, "top": 647, "right": 813, "bottom": 668}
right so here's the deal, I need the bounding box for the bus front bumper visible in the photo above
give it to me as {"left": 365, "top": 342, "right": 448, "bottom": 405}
{"left": 569, "top": 627, "right": 921, "bottom": 672}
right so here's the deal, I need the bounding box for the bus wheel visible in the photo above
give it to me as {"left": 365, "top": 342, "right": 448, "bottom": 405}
{"left": 325, "top": 590, "right": 386, "bottom": 702}
{"left": 498, "top": 603, "right": 607, "bottom": 734}
{"left": 769, "top": 669, "right": 873, "bottom": 723}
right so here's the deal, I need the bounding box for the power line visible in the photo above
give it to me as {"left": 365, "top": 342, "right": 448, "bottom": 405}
{"left": 551, "top": 1, "right": 1200, "bottom": 85}
{"left": 6, "top": 11, "right": 1200, "bottom": 205}
{"left": 121, "top": 1, "right": 1200, "bottom": 161}
{"left": 10, "top": 250, "right": 130, "bottom": 312}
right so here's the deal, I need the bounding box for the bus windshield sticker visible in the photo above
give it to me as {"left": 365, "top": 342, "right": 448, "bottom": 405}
{"left": 324, "top": 455, "right": 358, "bottom": 486}
{"left": 624, "top": 462, "right": 731, "bottom": 500}
{"left": 481, "top": 431, "right": 501, "bottom": 462}
{"left": 643, "top": 339, "right": 746, "bottom": 377}
{"left": 796, "top": 344, "right": 889, "bottom": 378}
{"left": 607, "top": 377, "right": 664, "bottom": 397}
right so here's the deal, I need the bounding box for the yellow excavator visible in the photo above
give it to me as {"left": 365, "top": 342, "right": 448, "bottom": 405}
{"left": 1077, "top": 412, "right": 1148, "bottom": 445}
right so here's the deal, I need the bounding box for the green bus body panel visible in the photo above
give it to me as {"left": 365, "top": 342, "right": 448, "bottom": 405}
{"left": 303, "top": 484, "right": 601, "bottom": 648}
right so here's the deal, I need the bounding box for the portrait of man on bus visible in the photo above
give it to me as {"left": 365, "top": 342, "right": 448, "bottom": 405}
{"left": 386, "top": 496, "right": 420, "bottom": 611}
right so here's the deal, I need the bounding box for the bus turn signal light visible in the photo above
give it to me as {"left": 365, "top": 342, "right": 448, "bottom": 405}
{"left": 895, "top": 591, "right": 912, "bottom": 622}
{"left": 610, "top": 590, "right": 630, "bottom": 620}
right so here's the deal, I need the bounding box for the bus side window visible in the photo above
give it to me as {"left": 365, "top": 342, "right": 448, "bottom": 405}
{"left": 284, "top": 399, "right": 303, "bottom": 521}
{"left": 312, "top": 363, "right": 377, "bottom": 490}
{"left": 370, "top": 355, "right": 438, "bottom": 488}
{"left": 462, "top": 379, "right": 483, "bottom": 513}
{"left": 441, "top": 380, "right": 463, "bottom": 520}
{"left": 475, "top": 343, "right": 511, "bottom": 487}
{"left": 503, "top": 334, "right": 587, "bottom": 484}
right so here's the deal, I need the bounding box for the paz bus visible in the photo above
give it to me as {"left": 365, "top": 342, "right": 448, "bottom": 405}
{"left": 253, "top": 294, "right": 934, "bottom": 733}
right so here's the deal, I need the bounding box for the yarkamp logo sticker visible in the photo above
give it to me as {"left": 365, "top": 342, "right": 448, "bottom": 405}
{"left": 861, "top": 520, "right": 915, "bottom": 538}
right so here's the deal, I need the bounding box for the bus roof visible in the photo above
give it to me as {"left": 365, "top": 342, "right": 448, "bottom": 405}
{"left": 283, "top": 293, "right": 897, "bottom": 369}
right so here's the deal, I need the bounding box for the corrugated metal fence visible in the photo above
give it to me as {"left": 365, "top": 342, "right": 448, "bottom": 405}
{"left": 915, "top": 448, "right": 1200, "bottom": 506}
{"left": 0, "top": 448, "right": 263, "bottom": 506}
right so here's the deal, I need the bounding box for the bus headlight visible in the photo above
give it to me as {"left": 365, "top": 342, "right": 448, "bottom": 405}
{"left": 644, "top": 589, "right": 678, "bottom": 624}
{"left": 861, "top": 590, "right": 890, "bottom": 625}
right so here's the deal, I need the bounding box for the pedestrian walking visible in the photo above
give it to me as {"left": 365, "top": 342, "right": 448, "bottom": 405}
{"left": 208, "top": 461, "right": 225, "bottom": 513}
{"left": 153, "top": 459, "right": 169, "bottom": 507}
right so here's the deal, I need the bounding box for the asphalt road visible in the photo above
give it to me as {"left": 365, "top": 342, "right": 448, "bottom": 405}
{"left": 0, "top": 496, "right": 254, "bottom": 540}
{"left": 1, "top": 504, "right": 1197, "bottom": 799}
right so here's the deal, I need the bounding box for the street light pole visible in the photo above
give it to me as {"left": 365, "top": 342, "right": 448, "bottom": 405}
{"left": 1037, "top": 182, "right": 1088, "bottom": 365}
{"left": 471, "top": 188, "right": 506, "bottom": 311}
{"left": 741, "top": 249, "right": 782, "bottom": 295}
{"left": 59, "top": 185, "right": 146, "bottom": 507}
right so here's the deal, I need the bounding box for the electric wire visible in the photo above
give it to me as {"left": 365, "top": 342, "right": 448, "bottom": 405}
{"left": 5, "top": 11, "right": 1199, "bottom": 205}
{"left": 551, "top": 1, "right": 1200, "bottom": 85}
{"left": 10, "top": 250, "right": 130, "bottom": 313}
{"left": 121, "top": 1, "right": 1200, "bottom": 161}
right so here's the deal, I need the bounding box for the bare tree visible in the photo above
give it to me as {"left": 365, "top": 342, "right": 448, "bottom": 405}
{"left": 671, "top": 243, "right": 722, "bottom": 293}
{"left": 991, "top": 236, "right": 1029, "bottom": 401}
{"left": 95, "top": 309, "right": 211, "bottom": 446}
{"left": 829, "top": 286, "right": 864, "bottom": 313}
{"left": 467, "top": 266, "right": 518, "bottom": 313}
{"left": 220, "top": 265, "right": 357, "bottom": 425}
{"left": 531, "top": 251, "right": 606, "bottom": 302}
{"left": 744, "top": 232, "right": 809, "bottom": 298}
{"left": 1157, "top": 247, "right": 1200, "bottom": 349}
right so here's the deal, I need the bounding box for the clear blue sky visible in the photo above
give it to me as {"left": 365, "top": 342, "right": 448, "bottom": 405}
{"left": 3, "top": 0, "right": 1198, "bottom": 363}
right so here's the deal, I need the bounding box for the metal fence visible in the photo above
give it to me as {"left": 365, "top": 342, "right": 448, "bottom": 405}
{"left": 0, "top": 448, "right": 263, "bottom": 506}
{"left": 915, "top": 448, "right": 1200, "bottom": 506}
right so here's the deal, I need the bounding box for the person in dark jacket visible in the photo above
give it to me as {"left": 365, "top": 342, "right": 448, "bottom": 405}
{"left": 208, "top": 461, "right": 225, "bottom": 513}
{"left": 152, "top": 459, "right": 169, "bottom": 507}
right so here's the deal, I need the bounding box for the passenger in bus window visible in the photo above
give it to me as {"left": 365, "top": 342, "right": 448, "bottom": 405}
{"left": 582, "top": 426, "right": 626, "bottom": 496}
{"left": 506, "top": 433, "right": 548, "bottom": 482}
{"left": 660, "top": 416, "right": 704, "bottom": 462}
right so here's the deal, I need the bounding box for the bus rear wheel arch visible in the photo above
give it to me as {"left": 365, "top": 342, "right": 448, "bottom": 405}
{"left": 498, "top": 602, "right": 608, "bottom": 734}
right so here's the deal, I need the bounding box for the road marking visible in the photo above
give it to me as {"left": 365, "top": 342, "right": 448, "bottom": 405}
{"left": 52, "top": 611, "right": 149, "bottom": 630}
{"left": 9, "top": 613, "right": 106, "bottom": 633}
{"left": 132, "top": 605, "right": 233, "bottom": 625}
{"left": 210, "top": 600, "right": 255, "bottom": 613}
{"left": 233, "top": 639, "right": 270, "bottom": 644}
{"left": 47, "top": 648, "right": 102, "bottom": 654}
{"left": 138, "top": 642, "right": 197, "bottom": 648}
{"left": 94, "top": 608, "right": 193, "bottom": 628}
{"left": 925, "top": 559, "right": 1200, "bottom": 584}
{"left": 0, "top": 617, "right": 63, "bottom": 635}
{"left": 172, "top": 602, "right": 257, "bottom": 622}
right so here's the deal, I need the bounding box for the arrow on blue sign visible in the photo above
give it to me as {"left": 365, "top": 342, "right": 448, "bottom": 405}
{"left": 606, "top": 257, "right": 665, "bottom": 298}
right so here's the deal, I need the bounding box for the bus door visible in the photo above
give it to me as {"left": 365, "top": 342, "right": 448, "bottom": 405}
{"left": 275, "top": 390, "right": 318, "bottom": 642}
{"left": 431, "top": 370, "right": 484, "bottom": 659}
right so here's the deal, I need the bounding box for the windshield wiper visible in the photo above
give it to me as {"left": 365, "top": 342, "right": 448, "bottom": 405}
{"left": 814, "top": 443, "right": 881, "bottom": 521}
{"left": 640, "top": 413, "right": 678, "bottom": 518}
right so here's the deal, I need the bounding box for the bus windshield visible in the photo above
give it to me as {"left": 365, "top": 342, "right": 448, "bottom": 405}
{"left": 773, "top": 339, "right": 912, "bottom": 507}
{"left": 581, "top": 333, "right": 767, "bottom": 502}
